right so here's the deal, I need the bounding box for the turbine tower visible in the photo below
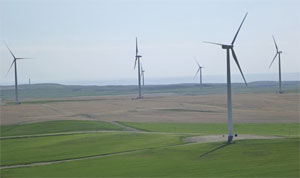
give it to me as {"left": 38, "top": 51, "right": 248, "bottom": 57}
{"left": 194, "top": 57, "right": 204, "bottom": 86}
{"left": 141, "top": 64, "right": 145, "bottom": 97}
{"left": 134, "top": 37, "right": 142, "bottom": 99}
{"left": 269, "top": 35, "right": 283, "bottom": 94}
{"left": 204, "top": 13, "right": 248, "bottom": 143}
{"left": 5, "top": 42, "right": 30, "bottom": 104}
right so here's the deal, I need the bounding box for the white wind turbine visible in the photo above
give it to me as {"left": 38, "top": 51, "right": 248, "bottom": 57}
{"left": 5, "top": 42, "right": 30, "bottom": 104}
{"left": 194, "top": 57, "right": 204, "bottom": 86}
{"left": 204, "top": 13, "right": 248, "bottom": 143}
{"left": 134, "top": 37, "right": 142, "bottom": 99}
{"left": 269, "top": 35, "right": 283, "bottom": 94}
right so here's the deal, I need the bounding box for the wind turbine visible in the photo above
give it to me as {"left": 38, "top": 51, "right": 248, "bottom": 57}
{"left": 5, "top": 42, "right": 30, "bottom": 104}
{"left": 203, "top": 13, "right": 248, "bottom": 143}
{"left": 134, "top": 37, "right": 142, "bottom": 99}
{"left": 141, "top": 64, "right": 145, "bottom": 97}
{"left": 194, "top": 57, "right": 204, "bottom": 86}
{"left": 269, "top": 35, "right": 283, "bottom": 94}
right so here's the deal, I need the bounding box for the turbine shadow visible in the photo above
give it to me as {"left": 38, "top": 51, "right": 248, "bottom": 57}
{"left": 199, "top": 142, "right": 232, "bottom": 158}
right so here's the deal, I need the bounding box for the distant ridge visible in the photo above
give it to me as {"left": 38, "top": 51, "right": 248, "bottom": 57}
{"left": 1, "top": 73, "right": 299, "bottom": 86}
{"left": 1, "top": 81, "right": 299, "bottom": 88}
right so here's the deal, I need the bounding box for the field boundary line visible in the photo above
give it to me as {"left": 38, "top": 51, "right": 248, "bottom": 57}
{"left": 110, "top": 121, "right": 142, "bottom": 131}
{"left": 0, "top": 130, "right": 139, "bottom": 140}
{"left": 0, "top": 142, "right": 195, "bottom": 170}
{"left": 0, "top": 148, "right": 150, "bottom": 170}
{"left": 0, "top": 130, "right": 193, "bottom": 140}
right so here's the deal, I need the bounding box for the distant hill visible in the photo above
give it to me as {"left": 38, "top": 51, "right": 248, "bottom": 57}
{"left": 1, "top": 81, "right": 299, "bottom": 100}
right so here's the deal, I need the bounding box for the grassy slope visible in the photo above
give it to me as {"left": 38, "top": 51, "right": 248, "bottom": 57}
{"left": 2, "top": 138, "right": 299, "bottom": 177}
{"left": 2, "top": 121, "right": 299, "bottom": 137}
{"left": 0, "top": 132, "right": 182, "bottom": 166}
{"left": 0, "top": 120, "right": 124, "bottom": 137}
{"left": 121, "top": 122, "right": 300, "bottom": 136}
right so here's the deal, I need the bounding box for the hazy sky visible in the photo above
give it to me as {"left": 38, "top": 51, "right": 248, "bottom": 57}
{"left": 1, "top": 0, "right": 299, "bottom": 85}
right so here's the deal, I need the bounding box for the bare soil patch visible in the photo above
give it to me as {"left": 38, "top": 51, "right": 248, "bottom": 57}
{"left": 183, "top": 134, "right": 284, "bottom": 144}
{"left": 1, "top": 93, "right": 299, "bottom": 125}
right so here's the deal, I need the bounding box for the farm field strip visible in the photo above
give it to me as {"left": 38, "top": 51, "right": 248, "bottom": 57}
{"left": 2, "top": 120, "right": 299, "bottom": 138}
{"left": 0, "top": 120, "right": 126, "bottom": 137}
{"left": 0, "top": 130, "right": 193, "bottom": 140}
{"left": 0, "top": 146, "right": 156, "bottom": 170}
{"left": 2, "top": 93, "right": 299, "bottom": 126}
{"left": 1, "top": 138, "right": 298, "bottom": 177}
{"left": 1, "top": 134, "right": 286, "bottom": 170}
{"left": 121, "top": 122, "right": 300, "bottom": 136}
{"left": 0, "top": 132, "right": 184, "bottom": 166}
{"left": 1, "top": 120, "right": 299, "bottom": 177}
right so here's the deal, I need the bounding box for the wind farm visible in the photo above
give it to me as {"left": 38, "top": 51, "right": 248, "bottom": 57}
{"left": 1, "top": 0, "right": 299, "bottom": 178}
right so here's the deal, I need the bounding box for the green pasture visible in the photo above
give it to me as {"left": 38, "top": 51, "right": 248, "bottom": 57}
{"left": 1, "top": 138, "right": 299, "bottom": 177}
{"left": 121, "top": 122, "right": 300, "bottom": 136}
{"left": 0, "top": 120, "right": 299, "bottom": 177}
{"left": 2, "top": 120, "right": 299, "bottom": 137}
{"left": 0, "top": 132, "right": 182, "bottom": 166}
{"left": 0, "top": 120, "right": 124, "bottom": 137}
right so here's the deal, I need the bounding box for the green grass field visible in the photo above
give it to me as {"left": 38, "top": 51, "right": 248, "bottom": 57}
{"left": 0, "top": 120, "right": 125, "bottom": 137}
{"left": 1, "top": 120, "right": 299, "bottom": 177}
{"left": 121, "top": 122, "right": 300, "bottom": 136}
{"left": 1, "top": 138, "right": 299, "bottom": 177}
{"left": 0, "top": 132, "right": 182, "bottom": 166}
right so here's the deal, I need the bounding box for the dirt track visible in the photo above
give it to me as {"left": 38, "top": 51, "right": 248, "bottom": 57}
{"left": 183, "top": 134, "right": 284, "bottom": 143}
{"left": 1, "top": 93, "right": 299, "bottom": 125}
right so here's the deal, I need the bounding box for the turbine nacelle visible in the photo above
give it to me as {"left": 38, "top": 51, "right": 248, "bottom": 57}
{"left": 222, "top": 45, "right": 233, "bottom": 49}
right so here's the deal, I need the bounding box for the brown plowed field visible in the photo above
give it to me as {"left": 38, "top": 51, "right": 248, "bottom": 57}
{"left": 1, "top": 93, "right": 299, "bottom": 125}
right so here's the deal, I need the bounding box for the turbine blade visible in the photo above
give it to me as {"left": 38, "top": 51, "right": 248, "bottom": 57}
{"left": 194, "top": 56, "right": 200, "bottom": 67}
{"left": 194, "top": 68, "right": 200, "bottom": 79}
{"left": 6, "top": 60, "right": 16, "bottom": 76}
{"left": 269, "top": 53, "right": 278, "bottom": 68}
{"left": 134, "top": 57, "right": 137, "bottom": 70}
{"left": 231, "top": 49, "right": 247, "bottom": 86}
{"left": 136, "top": 37, "right": 138, "bottom": 55}
{"left": 16, "top": 58, "right": 31, "bottom": 60}
{"left": 203, "top": 41, "right": 225, "bottom": 46}
{"left": 4, "top": 42, "right": 16, "bottom": 59}
{"left": 272, "top": 35, "right": 279, "bottom": 52}
{"left": 231, "top": 12, "right": 248, "bottom": 45}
